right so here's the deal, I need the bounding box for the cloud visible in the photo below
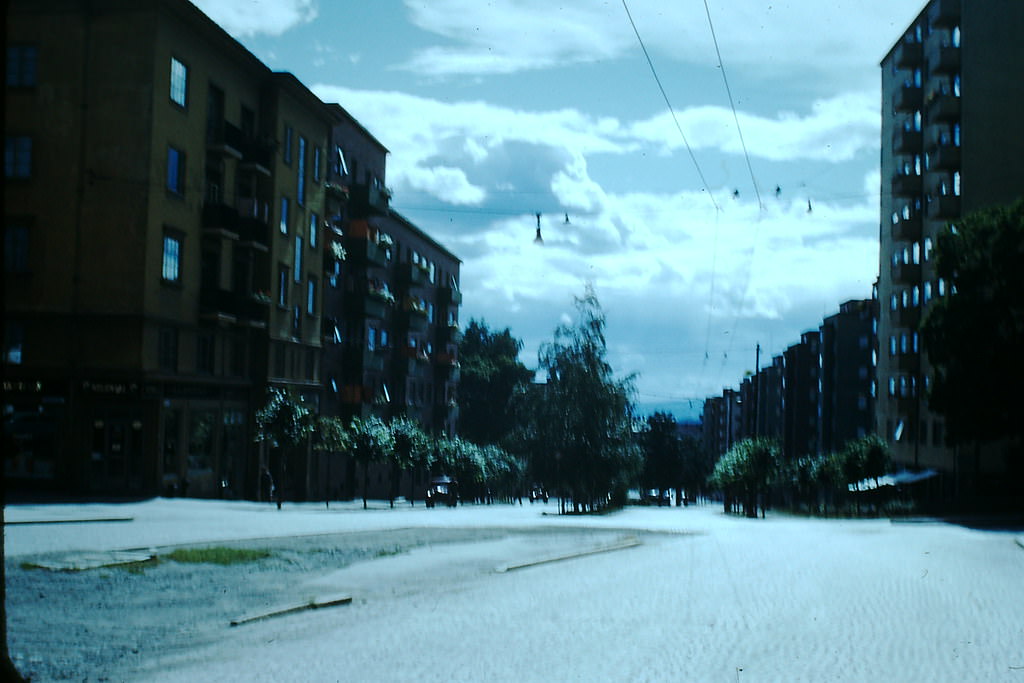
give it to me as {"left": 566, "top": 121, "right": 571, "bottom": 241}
{"left": 192, "top": 0, "right": 318, "bottom": 38}
{"left": 399, "top": 0, "right": 926, "bottom": 82}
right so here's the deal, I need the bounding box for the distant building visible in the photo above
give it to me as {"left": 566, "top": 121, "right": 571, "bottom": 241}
{"left": 782, "top": 332, "right": 820, "bottom": 461}
{"left": 818, "top": 300, "right": 875, "bottom": 455}
{"left": 876, "top": 0, "right": 1024, "bottom": 500}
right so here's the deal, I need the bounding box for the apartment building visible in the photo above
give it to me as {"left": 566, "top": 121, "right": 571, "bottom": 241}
{"left": 877, "top": 0, "right": 1024, "bottom": 496}
{"left": 818, "top": 300, "right": 875, "bottom": 456}
{"left": 4, "top": 0, "right": 459, "bottom": 502}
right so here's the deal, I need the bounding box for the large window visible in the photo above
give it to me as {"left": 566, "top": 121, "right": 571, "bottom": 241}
{"left": 294, "top": 236, "right": 303, "bottom": 282}
{"left": 283, "top": 125, "right": 293, "bottom": 164}
{"left": 4, "top": 224, "right": 30, "bottom": 273}
{"left": 7, "top": 45, "right": 38, "bottom": 87}
{"left": 169, "top": 57, "right": 188, "bottom": 107}
{"left": 196, "top": 333, "right": 214, "bottom": 374}
{"left": 278, "top": 264, "right": 289, "bottom": 306}
{"left": 5, "top": 136, "right": 32, "bottom": 178}
{"left": 297, "top": 136, "right": 307, "bottom": 205}
{"left": 309, "top": 212, "right": 318, "bottom": 249}
{"left": 162, "top": 231, "right": 182, "bottom": 283}
{"left": 313, "top": 146, "right": 322, "bottom": 182}
{"left": 166, "top": 146, "right": 185, "bottom": 195}
{"left": 279, "top": 196, "right": 289, "bottom": 234}
{"left": 158, "top": 326, "right": 178, "bottom": 371}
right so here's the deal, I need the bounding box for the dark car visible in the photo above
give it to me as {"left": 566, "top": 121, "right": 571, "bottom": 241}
{"left": 642, "top": 488, "right": 671, "bottom": 506}
{"left": 529, "top": 484, "right": 549, "bottom": 503}
{"left": 425, "top": 476, "right": 457, "bottom": 508}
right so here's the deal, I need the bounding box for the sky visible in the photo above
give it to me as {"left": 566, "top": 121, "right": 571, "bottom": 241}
{"left": 193, "top": 0, "right": 926, "bottom": 421}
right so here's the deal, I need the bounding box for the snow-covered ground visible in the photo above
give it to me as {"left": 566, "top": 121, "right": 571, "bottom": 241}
{"left": 6, "top": 499, "right": 1024, "bottom": 682}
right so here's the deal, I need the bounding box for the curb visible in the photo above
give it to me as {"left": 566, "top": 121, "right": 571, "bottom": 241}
{"left": 24, "top": 550, "right": 156, "bottom": 571}
{"left": 1015, "top": 537, "right": 1024, "bottom": 551}
{"left": 230, "top": 593, "right": 352, "bottom": 627}
{"left": 6, "top": 517, "right": 134, "bottom": 526}
{"left": 495, "top": 536, "right": 642, "bottom": 573}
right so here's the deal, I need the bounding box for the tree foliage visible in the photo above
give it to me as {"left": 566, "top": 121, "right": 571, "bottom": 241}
{"left": 457, "top": 320, "right": 534, "bottom": 447}
{"left": 347, "top": 416, "right": 394, "bottom": 509}
{"left": 708, "top": 438, "right": 780, "bottom": 517}
{"left": 532, "top": 286, "right": 642, "bottom": 512}
{"left": 921, "top": 198, "right": 1024, "bottom": 445}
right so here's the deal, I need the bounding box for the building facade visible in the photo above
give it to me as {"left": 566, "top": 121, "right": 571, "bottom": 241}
{"left": 876, "top": 0, "right": 1024, "bottom": 498}
{"left": 4, "top": 0, "right": 460, "bottom": 501}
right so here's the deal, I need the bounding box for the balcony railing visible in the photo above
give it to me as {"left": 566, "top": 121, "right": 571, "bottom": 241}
{"left": 894, "top": 305, "right": 921, "bottom": 329}
{"left": 344, "top": 236, "right": 389, "bottom": 269}
{"left": 199, "top": 288, "right": 269, "bottom": 325}
{"left": 437, "top": 323, "right": 462, "bottom": 345}
{"left": 439, "top": 286, "right": 462, "bottom": 307}
{"left": 892, "top": 212, "right": 922, "bottom": 242}
{"left": 343, "top": 347, "right": 386, "bottom": 375}
{"left": 350, "top": 182, "right": 391, "bottom": 215}
{"left": 893, "top": 128, "right": 922, "bottom": 154}
{"left": 239, "top": 138, "right": 273, "bottom": 176}
{"left": 930, "top": 143, "right": 960, "bottom": 171}
{"left": 398, "top": 262, "right": 430, "bottom": 288}
{"left": 891, "top": 261, "right": 921, "bottom": 284}
{"left": 894, "top": 84, "right": 922, "bottom": 112}
{"left": 894, "top": 39, "right": 922, "bottom": 69}
{"left": 206, "top": 121, "right": 244, "bottom": 158}
{"left": 929, "top": 194, "right": 961, "bottom": 220}
{"left": 344, "top": 289, "right": 393, "bottom": 321}
{"left": 895, "top": 352, "right": 919, "bottom": 373}
{"left": 201, "top": 202, "right": 239, "bottom": 234}
{"left": 930, "top": 0, "right": 960, "bottom": 29}
{"left": 931, "top": 45, "right": 960, "bottom": 75}
{"left": 891, "top": 172, "right": 922, "bottom": 197}
{"left": 927, "top": 94, "right": 960, "bottom": 123}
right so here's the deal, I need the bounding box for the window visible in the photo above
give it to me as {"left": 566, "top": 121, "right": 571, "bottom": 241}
{"left": 196, "top": 334, "right": 214, "bottom": 374}
{"left": 380, "top": 329, "right": 389, "bottom": 349}
{"left": 280, "top": 196, "right": 289, "bottom": 234}
{"left": 158, "top": 327, "right": 178, "bottom": 371}
{"left": 313, "top": 147, "right": 322, "bottom": 182}
{"left": 283, "top": 125, "right": 293, "bottom": 164}
{"left": 5, "top": 136, "right": 32, "bottom": 178}
{"left": 335, "top": 146, "right": 349, "bottom": 176}
{"left": 368, "top": 328, "right": 377, "bottom": 351}
{"left": 4, "top": 322, "right": 24, "bottom": 365}
{"left": 274, "top": 343, "right": 286, "bottom": 377}
{"left": 7, "top": 45, "right": 38, "bottom": 87}
{"left": 309, "top": 213, "right": 318, "bottom": 249}
{"left": 306, "top": 349, "right": 317, "bottom": 381}
{"left": 166, "top": 146, "right": 185, "bottom": 194}
{"left": 297, "top": 136, "right": 307, "bottom": 205}
{"left": 169, "top": 57, "right": 188, "bottom": 107}
{"left": 306, "top": 277, "right": 316, "bottom": 315}
{"left": 162, "top": 232, "right": 182, "bottom": 283}
{"left": 4, "top": 224, "right": 29, "bottom": 273}
{"left": 278, "top": 264, "right": 289, "bottom": 306}
{"left": 294, "top": 236, "right": 303, "bottom": 281}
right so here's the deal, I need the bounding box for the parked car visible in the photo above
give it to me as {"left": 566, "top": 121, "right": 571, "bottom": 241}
{"left": 425, "top": 476, "right": 457, "bottom": 508}
{"left": 642, "top": 489, "right": 671, "bottom": 506}
{"left": 529, "top": 484, "right": 549, "bottom": 503}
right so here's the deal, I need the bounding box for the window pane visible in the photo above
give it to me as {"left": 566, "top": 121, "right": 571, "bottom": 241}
{"left": 294, "top": 236, "right": 302, "bottom": 281}
{"left": 170, "top": 57, "right": 187, "bottom": 106}
{"left": 162, "top": 235, "right": 180, "bottom": 281}
{"left": 4, "top": 225, "right": 29, "bottom": 272}
{"left": 5, "top": 136, "right": 32, "bottom": 178}
{"left": 307, "top": 278, "right": 316, "bottom": 315}
{"left": 166, "top": 146, "right": 183, "bottom": 193}
{"left": 279, "top": 196, "right": 289, "bottom": 234}
{"left": 309, "top": 213, "right": 318, "bottom": 248}
{"left": 297, "top": 136, "right": 306, "bottom": 205}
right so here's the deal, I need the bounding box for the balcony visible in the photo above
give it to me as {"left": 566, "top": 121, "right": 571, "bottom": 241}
{"left": 929, "top": 194, "right": 961, "bottom": 220}
{"left": 927, "top": 93, "right": 960, "bottom": 123}
{"left": 397, "top": 262, "right": 430, "bottom": 288}
{"left": 895, "top": 352, "right": 919, "bottom": 373}
{"left": 894, "top": 84, "right": 922, "bottom": 113}
{"left": 235, "top": 198, "right": 270, "bottom": 248}
{"left": 201, "top": 202, "right": 239, "bottom": 235}
{"left": 930, "top": 143, "right": 960, "bottom": 171}
{"left": 324, "top": 181, "right": 349, "bottom": 202}
{"left": 930, "top": 0, "right": 960, "bottom": 29}
{"left": 199, "top": 288, "right": 269, "bottom": 326}
{"left": 343, "top": 347, "right": 386, "bottom": 375}
{"left": 892, "top": 212, "right": 922, "bottom": 242}
{"left": 893, "top": 128, "right": 922, "bottom": 154}
{"left": 350, "top": 182, "right": 391, "bottom": 215}
{"left": 344, "top": 236, "right": 390, "bottom": 269}
{"left": 894, "top": 39, "right": 922, "bottom": 69}
{"left": 892, "top": 261, "right": 921, "bottom": 284}
{"left": 239, "top": 138, "right": 273, "bottom": 176}
{"left": 400, "top": 299, "right": 429, "bottom": 332}
{"left": 344, "top": 289, "right": 393, "bottom": 321}
{"left": 439, "top": 286, "right": 462, "bottom": 307}
{"left": 437, "top": 323, "right": 462, "bottom": 345}
{"left": 931, "top": 45, "right": 960, "bottom": 75}
{"left": 206, "top": 121, "right": 243, "bottom": 159}
{"left": 891, "top": 172, "right": 922, "bottom": 197}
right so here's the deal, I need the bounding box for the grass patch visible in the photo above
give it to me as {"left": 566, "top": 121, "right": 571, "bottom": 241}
{"left": 374, "top": 547, "right": 405, "bottom": 558}
{"left": 165, "top": 547, "right": 272, "bottom": 565}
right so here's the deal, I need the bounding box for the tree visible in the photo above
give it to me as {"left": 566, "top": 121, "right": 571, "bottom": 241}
{"left": 921, "top": 198, "right": 1024, "bottom": 446}
{"left": 641, "top": 412, "right": 684, "bottom": 500}
{"left": 708, "top": 437, "right": 780, "bottom": 518}
{"left": 254, "top": 388, "right": 315, "bottom": 507}
{"left": 347, "top": 416, "right": 394, "bottom": 509}
{"left": 457, "top": 320, "right": 534, "bottom": 447}
{"left": 389, "top": 417, "right": 430, "bottom": 506}
{"left": 535, "top": 286, "right": 642, "bottom": 513}
{"left": 313, "top": 415, "right": 350, "bottom": 507}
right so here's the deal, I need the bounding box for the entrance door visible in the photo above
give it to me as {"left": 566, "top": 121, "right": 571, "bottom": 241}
{"left": 89, "top": 417, "right": 144, "bottom": 494}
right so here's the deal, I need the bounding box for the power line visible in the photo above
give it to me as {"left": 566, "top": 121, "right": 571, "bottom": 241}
{"left": 620, "top": 0, "right": 720, "bottom": 214}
